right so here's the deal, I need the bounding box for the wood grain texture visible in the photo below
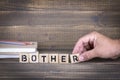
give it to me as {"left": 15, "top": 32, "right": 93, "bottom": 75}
{"left": 0, "top": 11, "right": 120, "bottom": 27}
{"left": 0, "top": 50, "right": 120, "bottom": 80}
{"left": 0, "top": 11, "right": 119, "bottom": 49}
{"left": 0, "top": 26, "right": 119, "bottom": 49}
{"left": 0, "top": 0, "right": 119, "bottom": 79}
{"left": 0, "top": 1, "right": 119, "bottom": 49}
{"left": 0, "top": 0, "right": 120, "bottom": 11}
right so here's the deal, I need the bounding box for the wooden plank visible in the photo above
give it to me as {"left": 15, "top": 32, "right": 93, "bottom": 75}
{"left": 0, "top": 0, "right": 120, "bottom": 11}
{"left": 0, "top": 58, "right": 120, "bottom": 71}
{"left": 0, "top": 10, "right": 119, "bottom": 49}
{"left": 0, "top": 50, "right": 120, "bottom": 79}
{"left": 0, "top": 11, "right": 101, "bottom": 26}
{"left": 0, "top": 11, "right": 119, "bottom": 27}
{"left": 0, "top": 59, "right": 120, "bottom": 79}
{"left": 0, "top": 26, "right": 119, "bottom": 49}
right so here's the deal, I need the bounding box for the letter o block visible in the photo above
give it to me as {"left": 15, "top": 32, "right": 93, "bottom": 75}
{"left": 29, "top": 53, "right": 39, "bottom": 63}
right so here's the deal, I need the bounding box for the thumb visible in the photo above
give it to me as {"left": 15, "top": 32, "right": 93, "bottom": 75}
{"left": 79, "top": 50, "right": 96, "bottom": 62}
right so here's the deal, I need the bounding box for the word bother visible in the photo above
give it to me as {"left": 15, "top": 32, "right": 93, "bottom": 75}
{"left": 19, "top": 53, "right": 80, "bottom": 63}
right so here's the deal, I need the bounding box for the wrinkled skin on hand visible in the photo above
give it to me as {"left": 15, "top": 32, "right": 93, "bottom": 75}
{"left": 72, "top": 31, "right": 120, "bottom": 62}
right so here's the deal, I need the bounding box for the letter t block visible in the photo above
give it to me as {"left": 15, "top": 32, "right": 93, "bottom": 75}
{"left": 39, "top": 54, "right": 48, "bottom": 63}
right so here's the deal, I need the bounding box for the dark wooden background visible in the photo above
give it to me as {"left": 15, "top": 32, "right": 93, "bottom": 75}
{"left": 0, "top": 0, "right": 120, "bottom": 80}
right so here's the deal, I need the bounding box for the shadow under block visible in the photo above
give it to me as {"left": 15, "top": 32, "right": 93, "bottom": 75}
{"left": 39, "top": 54, "right": 48, "bottom": 63}
{"left": 59, "top": 54, "right": 69, "bottom": 63}
{"left": 49, "top": 54, "right": 58, "bottom": 63}
{"left": 19, "top": 53, "right": 29, "bottom": 63}
{"left": 29, "top": 53, "right": 39, "bottom": 63}
{"left": 70, "top": 54, "right": 80, "bottom": 63}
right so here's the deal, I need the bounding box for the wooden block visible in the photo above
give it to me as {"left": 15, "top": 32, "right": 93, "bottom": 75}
{"left": 29, "top": 53, "right": 39, "bottom": 63}
{"left": 70, "top": 54, "right": 80, "bottom": 63}
{"left": 19, "top": 53, "right": 29, "bottom": 63}
{"left": 59, "top": 54, "right": 69, "bottom": 63}
{"left": 39, "top": 54, "right": 48, "bottom": 63}
{"left": 49, "top": 54, "right": 58, "bottom": 63}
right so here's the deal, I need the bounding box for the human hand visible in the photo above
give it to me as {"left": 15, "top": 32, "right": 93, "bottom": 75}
{"left": 72, "top": 31, "right": 120, "bottom": 62}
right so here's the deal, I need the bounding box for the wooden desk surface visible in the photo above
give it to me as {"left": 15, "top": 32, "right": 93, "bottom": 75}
{"left": 0, "top": 0, "right": 120, "bottom": 79}
{"left": 0, "top": 0, "right": 120, "bottom": 50}
{"left": 0, "top": 50, "right": 120, "bottom": 80}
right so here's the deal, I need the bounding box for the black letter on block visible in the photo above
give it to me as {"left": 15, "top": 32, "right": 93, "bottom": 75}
{"left": 61, "top": 56, "right": 66, "bottom": 62}
{"left": 73, "top": 56, "right": 79, "bottom": 62}
{"left": 22, "top": 55, "right": 27, "bottom": 61}
{"left": 51, "top": 56, "right": 56, "bottom": 62}
{"left": 41, "top": 56, "right": 46, "bottom": 62}
{"left": 31, "top": 55, "right": 37, "bottom": 61}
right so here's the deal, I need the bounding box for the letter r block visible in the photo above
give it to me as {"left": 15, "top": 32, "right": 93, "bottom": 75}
{"left": 19, "top": 53, "right": 29, "bottom": 63}
{"left": 70, "top": 54, "right": 80, "bottom": 63}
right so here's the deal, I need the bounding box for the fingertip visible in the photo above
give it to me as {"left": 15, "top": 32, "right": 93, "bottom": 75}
{"left": 72, "top": 50, "right": 78, "bottom": 54}
{"left": 79, "top": 50, "right": 96, "bottom": 62}
{"left": 72, "top": 49, "right": 75, "bottom": 54}
{"left": 79, "top": 55, "right": 85, "bottom": 62}
{"left": 72, "top": 47, "right": 79, "bottom": 54}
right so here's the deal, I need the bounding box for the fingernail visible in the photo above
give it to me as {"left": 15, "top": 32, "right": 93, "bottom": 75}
{"left": 79, "top": 56, "right": 84, "bottom": 61}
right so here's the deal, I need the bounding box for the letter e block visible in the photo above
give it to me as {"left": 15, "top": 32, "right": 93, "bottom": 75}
{"left": 70, "top": 54, "right": 80, "bottom": 63}
{"left": 29, "top": 53, "right": 39, "bottom": 63}
{"left": 59, "top": 54, "right": 69, "bottom": 63}
{"left": 19, "top": 53, "right": 29, "bottom": 63}
{"left": 39, "top": 54, "right": 48, "bottom": 63}
{"left": 49, "top": 54, "right": 58, "bottom": 63}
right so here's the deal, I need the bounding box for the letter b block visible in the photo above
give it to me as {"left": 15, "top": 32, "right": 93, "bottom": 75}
{"left": 19, "top": 53, "right": 29, "bottom": 63}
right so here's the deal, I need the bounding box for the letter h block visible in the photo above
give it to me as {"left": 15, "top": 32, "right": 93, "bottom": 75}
{"left": 49, "top": 54, "right": 58, "bottom": 63}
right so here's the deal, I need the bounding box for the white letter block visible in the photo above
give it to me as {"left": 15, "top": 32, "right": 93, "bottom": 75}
{"left": 59, "top": 54, "right": 69, "bottom": 63}
{"left": 70, "top": 54, "right": 80, "bottom": 63}
{"left": 19, "top": 53, "right": 29, "bottom": 63}
{"left": 39, "top": 54, "right": 48, "bottom": 63}
{"left": 49, "top": 54, "right": 58, "bottom": 63}
{"left": 29, "top": 53, "right": 39, "bottom": 63}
